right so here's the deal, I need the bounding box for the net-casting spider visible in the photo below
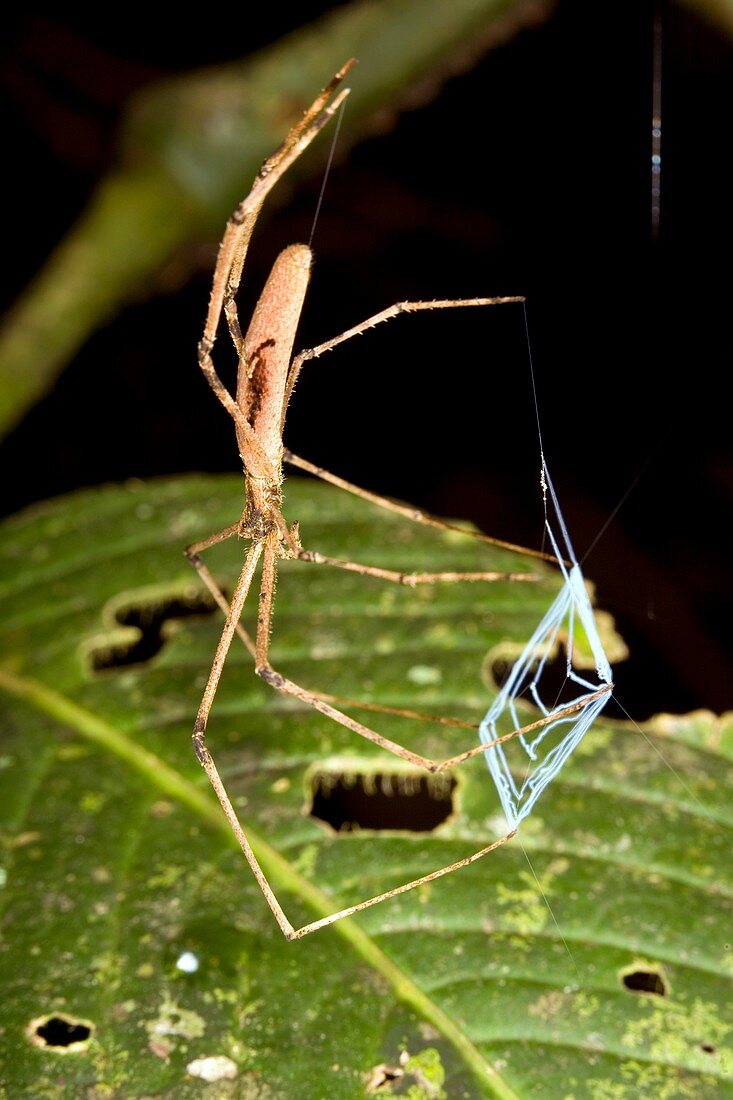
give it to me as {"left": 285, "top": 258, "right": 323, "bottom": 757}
{"left": 186, "top": 61, "right": 595, "bottom": 939}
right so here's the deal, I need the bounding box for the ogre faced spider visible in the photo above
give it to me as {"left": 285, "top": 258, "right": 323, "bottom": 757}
{"left": 186, "top": 61, "right": 589, "bottom": 939}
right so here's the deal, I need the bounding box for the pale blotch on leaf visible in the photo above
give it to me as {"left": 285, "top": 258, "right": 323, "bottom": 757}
{"left": 590, "top": 1057, "right": 708, "bottom": 1100}
{"left": 496, "top": 871, "right": 553, "bottom": 936}
{"left": 407, "top": 665, "right": 442, "bottom": 686}
{"left": 187, "top": 1054, "right": 238, "bottom": 1081}
{"left": 621, "top": 995, "right": 731, "bottom": 1066}
{"left": 145, "top": 999, "right": 206, "bottom": 1042}
{"left": 150, "top": 800, "right": 174, "bottom": 818}
{"left": 80, "top": 791, "right": 106, "bottom": 814}
{"left": 308, "top": 637, "right": 343, "bottom": 660}
{"left": 531, "top": 990, "right": 575, "bottom": 1023}
{"left": 572, "top": 990, "right": 601, "bottom": 1021}
{"left": 546, "top": 856, "right": 570, "bottom": 876}
{"left": 376, "top": 589, "right": 398, "bottom": 613}
{"left": 424, "top": 621, "right": 451, "bottom": 644}
{"left": 401, "top": 1046, "right": 447, "bottom": 1098}
{"left": 148, "top": 863, "right": 185, "bottom": 890}
{"left": 169, "top": 508, "right": 203, "bottom": 538}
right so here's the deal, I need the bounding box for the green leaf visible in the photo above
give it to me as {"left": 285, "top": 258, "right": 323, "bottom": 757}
{"left": 1, "top": 475, "right": 731, "bottom": 1098}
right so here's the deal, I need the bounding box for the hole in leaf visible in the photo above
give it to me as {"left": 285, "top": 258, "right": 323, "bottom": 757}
{"left": 310, "top": 769, "right": 456, "bottom": 832}
{"left": 91, "top": 590, "right": 219, "bottom": 671}
{"left": 365, "top": 1062, "right": 403, "bottom": 1092}
{"left": 621, "top": 967, "right": 669, "bottom": 996}
{"left": 32, "top": 1014, "right": 92, "bottom": 1049}
{"left": 701, "top": 1043, "right": 716, "bottom": 1054}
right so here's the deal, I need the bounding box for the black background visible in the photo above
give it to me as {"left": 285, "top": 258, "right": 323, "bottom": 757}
{"left": 1, "top": 4, "right": 731, "bottom": 717}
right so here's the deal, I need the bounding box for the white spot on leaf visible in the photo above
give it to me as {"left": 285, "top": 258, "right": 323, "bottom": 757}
{"left": 176, "top": 951, "right": 200, "bottom": 974}
{"left": 187, "top": 1055, "right": 238, "bottom": 1081}
{"left": 407, "top": 665, "right": 442, "bottom": 686}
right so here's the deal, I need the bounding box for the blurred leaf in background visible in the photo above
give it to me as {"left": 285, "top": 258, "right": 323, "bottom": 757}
{"left": 0, "top": 0, "right": 554, "bottom": 439}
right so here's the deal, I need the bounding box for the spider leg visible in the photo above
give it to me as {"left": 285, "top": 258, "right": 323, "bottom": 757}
{"left": 192, "top": 537, "right": 262, "bottom": 753}
{"left": 280, "top": 294, "right": 566, "bottom": 565}
{"left": 285, "top": 450, "right": 556, "bottom": 566}
{"left": 190, "top": 536, "right": 299, "bottom": 936}
{"left": 195, "top": 723, "right": 296, "bottom": 940}
{"left": 284, "top": 295, "right": 524, "bottom": 406}
{"left": 296, "top": 547, "right": 537, "bottom": 585}
{"left": 180, "top": 531, "right": 516, "bottom": 935}
{"left": 248, "top": 520, "right": 609, "bottom": 772}
{"left": 185, "top": 538, "right": 604, "bottom": 747}
{"left": 289, "top": 827, "right": 517, "bottom": 939}
{"left": 184, "top": 523, "right": 256, "bottom": 658}
{"left": 188, "top": 553, "right": 479, "bottom": 729}
{"left": 196, "top": 557, "right": 609, "bottom": 939}
{"left": 191, "top": 528, "right": 608, "bottom": 939}
{"left": 198, "top": 66, "right": 352, "bottom": 481}
{"left": 194, "top": 577, "right": 602, "bottom": 939}
{"left": 253, "top": 534, "right": 437, "bottom": 770}
{"left": 185, "top": 524, "right": 502, "bottom": 727}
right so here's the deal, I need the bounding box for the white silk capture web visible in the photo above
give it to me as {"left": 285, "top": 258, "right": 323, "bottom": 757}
{"left": 479, "top": 458, "right": 613, "bottom": 831}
